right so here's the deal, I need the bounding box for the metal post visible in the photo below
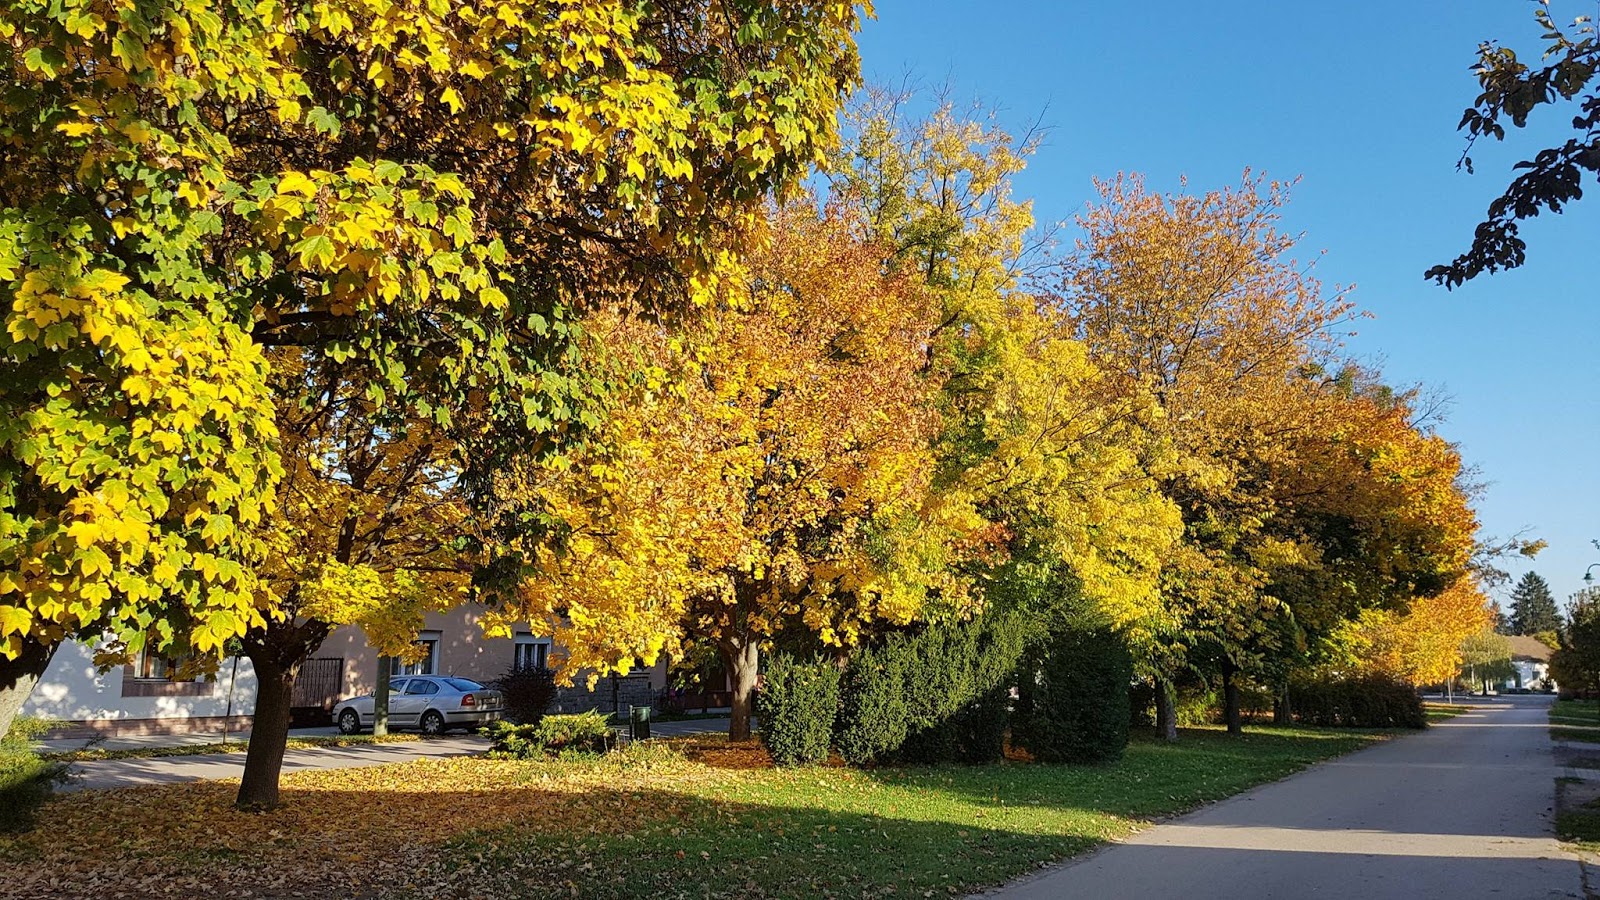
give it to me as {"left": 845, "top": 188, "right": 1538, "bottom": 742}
{"left": 222, "top": 654, "right": 240, "bottom": 745}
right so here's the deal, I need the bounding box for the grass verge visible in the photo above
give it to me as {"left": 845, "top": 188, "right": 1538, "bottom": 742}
{"left": 1424, "top": 703, "right": 1471, "bottom": 723}
{"left": 1555, "top": 777, "right": 1600, "bottom": 854}
{"left": 39, "top": 732, "right": 427, "bottom": 763}
{"left": 0, "top": 723, "right": 1389, "bottom": 898}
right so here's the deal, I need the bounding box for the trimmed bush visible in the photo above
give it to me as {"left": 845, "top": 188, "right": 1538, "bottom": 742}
{"left": 758, "top": 654, "right": 841, "bottom": 766}
{"left": 1013, "top": 626, "right": 1132, "bottom": 764}
{"left": 485, "top": 710, "right": 616, "bottom": 758}
{"left": 493, "top": 666, "right": 558, "bottom": 725}
{"left": 1289, "top": 675, "right": 1424, "bottom": 729}
{"left": 1, "top": 718, "right": 67, "bottom": 832}
{"left": 836, "top": 640, "right": 908, "bottom": 765}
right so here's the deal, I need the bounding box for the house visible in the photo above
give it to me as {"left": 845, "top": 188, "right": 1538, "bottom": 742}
{"left": 1501, "top": 634, "right": 1555, "bottom": 691}
{"left": 23, "top": 604, "right": 669, "bottom": 737}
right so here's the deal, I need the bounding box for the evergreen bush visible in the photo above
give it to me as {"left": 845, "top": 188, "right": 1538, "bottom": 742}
{"left": 758, "top": 654, "right": 841, "bottom": 766}
{"left": 1013, "top": 626, "right": 1132, "bottom": 763}
{"left": 836, "top": 639, "right": 909, "bottom": 765}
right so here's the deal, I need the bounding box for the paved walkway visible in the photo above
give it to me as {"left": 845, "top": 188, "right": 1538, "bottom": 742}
{"left": 56, "top": 717, "right": 732, "bottom": 792}
{"left": 985, "top": 696, "right": 1585, "bottom": 900}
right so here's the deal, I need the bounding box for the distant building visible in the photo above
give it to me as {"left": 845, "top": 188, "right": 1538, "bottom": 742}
{"left": 1502, "top": 634, "right": 1554, "bottom": 691}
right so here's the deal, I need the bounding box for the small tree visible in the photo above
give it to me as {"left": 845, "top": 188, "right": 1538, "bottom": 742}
{"left": 1458, "top": 628, "right": 1516, "bottom": 694}
{"left": 1554, "top": 594, "right": 1600, "bottom": 717}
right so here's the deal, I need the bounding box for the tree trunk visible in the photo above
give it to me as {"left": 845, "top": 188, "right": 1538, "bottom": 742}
{"left": 1154, "top": 676, "right": 1178, "bottom": 743}
{"left": 721, "top": 636, "right": 760, "bottom": 743}
{"left": 1272, "top": 682, "right": 1291, "bottom": 726}
{"left": 373, "top": 656, "right": 392, "bottom": 737}
{"left": 236, "top": 618, "right": 329, "bottom": 810}
{"left": 237, "top": 649, "right": 295, "bottom": 810}
{"left": 1222, "top": 662, "right": 1243, "bottom": 736}
{"left": 0, "top": 637, "right": 57, "bottom": 741}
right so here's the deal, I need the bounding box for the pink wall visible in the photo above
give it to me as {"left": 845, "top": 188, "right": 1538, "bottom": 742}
{"left": 310, "top": 604, "right": 669, "bottom": 700}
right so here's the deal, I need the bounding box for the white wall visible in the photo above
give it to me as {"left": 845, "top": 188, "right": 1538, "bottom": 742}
{"left": 20, "top": 639, "right": 259, "bottom": 723}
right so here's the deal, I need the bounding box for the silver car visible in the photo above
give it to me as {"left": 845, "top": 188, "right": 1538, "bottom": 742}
{"left": 332, "top": 675, "right": 505, "bottom": 736}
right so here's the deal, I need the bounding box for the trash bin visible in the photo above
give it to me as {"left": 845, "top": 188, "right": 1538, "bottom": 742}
{"left": 629, "top": 704, "right": 651, "bottom": 741}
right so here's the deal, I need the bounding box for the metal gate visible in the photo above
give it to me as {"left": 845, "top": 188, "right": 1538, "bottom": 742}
{"left": 292, "top": 657, "right": 344, "bottom": 712}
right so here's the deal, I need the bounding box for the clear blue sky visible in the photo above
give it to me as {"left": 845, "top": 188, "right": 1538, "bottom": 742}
{"left": 856, "top": 0, "right": 1600, "bottom": 607}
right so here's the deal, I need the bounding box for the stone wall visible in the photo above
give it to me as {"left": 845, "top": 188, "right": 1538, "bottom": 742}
{"left": 549, "top": 673, "right": 657, "bottom": 715}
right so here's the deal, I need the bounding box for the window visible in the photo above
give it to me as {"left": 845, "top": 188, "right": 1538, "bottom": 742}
{"left": 388, "top": 679, "right": 410, "bottom": 695}
{"left": 388, "top": 633, "right": 441, "bottom": 676}
{"left": 443, "top": 678, "right": 483, "bottom": 692}
{"left": 131, "top": 649, "right": 189, "bottom": 681}
{"left": 406, "top": 679, "right": 440, "bottom": 695}
{"left": 121, "top": 647, "right": 213, "bottom": 698}
{"left": 513, "top": 635, "right": 551, "bottom": 672}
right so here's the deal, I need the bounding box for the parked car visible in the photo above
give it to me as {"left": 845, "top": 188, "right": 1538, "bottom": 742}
{"left": 333, "top": 676, "right": 505, "bottom": 735}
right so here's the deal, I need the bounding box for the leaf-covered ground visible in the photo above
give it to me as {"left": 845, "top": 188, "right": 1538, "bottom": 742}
{"left": 0, "top": 726, "right": 1383, "bottom": 900}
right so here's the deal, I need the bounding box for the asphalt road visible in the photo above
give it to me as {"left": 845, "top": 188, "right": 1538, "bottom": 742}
{"left": 986, "top": 696, "right": 1585, "bottom": 900}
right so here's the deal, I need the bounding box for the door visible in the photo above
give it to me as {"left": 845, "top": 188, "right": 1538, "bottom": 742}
{"left": 386, "top": 677, "right": 423, "bottom": 727}
{"left": 403, "top": 677, "right": 441, "bottom": 727}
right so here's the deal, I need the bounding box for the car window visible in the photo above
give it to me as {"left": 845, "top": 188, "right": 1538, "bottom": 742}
{"left": 406, "top": 679, "right": 439, "bottom": 695}
{"left": 444, "top": 678, "right": 483, "bottom": 692}
{"left": 388, "top": 679, "right": 409, "bottom": 694}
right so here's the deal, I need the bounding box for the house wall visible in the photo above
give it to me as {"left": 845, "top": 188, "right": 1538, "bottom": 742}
{"left": 23, "top": 639, "right": 258, "bottom": 736}
{"left": 25, "top": 606, "right": 674, "bottom": 735}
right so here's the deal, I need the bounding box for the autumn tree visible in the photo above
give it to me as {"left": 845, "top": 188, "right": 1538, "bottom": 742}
{"left": 827, "top": 93, "right": 1181, "bottom": 652}
{"left": 1428, "top": 1, "right": 1599, "bottom": 287}
{"left": 1339, "top": 577, "right": 1493, "bottom": 688}
{"left": 1054, "top": 173, "right": 1362, "bottom": 735}
{"left": 1509, "top": 571, "right": 1561, "bottom": 636}
{"left": 0, "top": 0, "right": 867, "bottom": 802}
{"left": 503, "top": 205, "right": 969, "bottom": 741}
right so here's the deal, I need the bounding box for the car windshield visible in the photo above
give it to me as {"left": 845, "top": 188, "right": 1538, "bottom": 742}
{"left": 443, "top": 678, "right": 483, "bottom": 692}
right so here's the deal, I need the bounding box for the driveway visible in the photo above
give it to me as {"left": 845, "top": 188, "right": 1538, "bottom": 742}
{"left": 984, "top": 696, "right": 1585, "bottom": 900}
{"left": 57, "top": 716, "right": 732, "bottom": 792}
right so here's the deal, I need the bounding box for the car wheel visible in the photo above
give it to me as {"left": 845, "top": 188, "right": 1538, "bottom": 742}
{"left": 420, "top": 710, "right": 446, "bottom": 736}
{"left": 338, "top": 708, "right": 362, "bottom": 735}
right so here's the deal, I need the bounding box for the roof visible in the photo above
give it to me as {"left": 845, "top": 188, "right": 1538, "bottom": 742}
{"left": 1505, "top": 634, "right": 1554, "bottom": 662}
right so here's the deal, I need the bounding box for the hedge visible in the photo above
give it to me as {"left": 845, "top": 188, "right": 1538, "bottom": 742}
{"left": 1289, "top": 675, "right": 1425, "bottom": 729}
{"left": 758, "top": 654, "right": 841, "bottom": 767}
{"left": 1013, "top": 626, "right": 1132, "bottom": 763}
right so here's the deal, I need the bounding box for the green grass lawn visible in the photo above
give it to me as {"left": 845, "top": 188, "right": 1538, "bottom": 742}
{"left": 1551, "top": 699, "right": 1600, "bottom": 723}
{"left": 433, "top": 726, "right": 1386, "bottom": 899}
{"left": 1424, "top": 703, "right": 1471, "bottom": 723}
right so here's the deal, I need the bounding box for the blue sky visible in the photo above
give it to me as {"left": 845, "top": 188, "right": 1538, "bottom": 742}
{"left": 856, "top": 0, "right": 1600, "bottom": 607}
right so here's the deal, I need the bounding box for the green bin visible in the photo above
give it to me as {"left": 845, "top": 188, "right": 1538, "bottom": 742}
{"left": 630, "top": 705, "right": 651, "bottom": 740}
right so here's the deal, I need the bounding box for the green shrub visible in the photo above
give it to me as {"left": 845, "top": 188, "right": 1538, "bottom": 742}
{"left": 492, "top": 667, "right": 558, "bottom": 725}
{"left": 1289, "top": 675, "right": 1424, "bottom": 729}
{"left": 485, "top": 710, "right": 616, "bottom": 758}
{"left": 1, "top": 719, "right": 67, "bottom": 833}
{"left": 836, "top": 640, "right": 909, "bottom": 766}
{"left": 1013, "top": 626, "right": 1132, "bottom": 764}
{"left": 758, "top": 654, "right": 841, "bottom": 766}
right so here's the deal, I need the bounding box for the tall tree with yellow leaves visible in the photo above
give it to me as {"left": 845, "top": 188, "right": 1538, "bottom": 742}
{"left": 501, "top": 204, "right": 972, "bottom": 742}
{"left": 1, "top": 0, "right": 868, "bottom": 802}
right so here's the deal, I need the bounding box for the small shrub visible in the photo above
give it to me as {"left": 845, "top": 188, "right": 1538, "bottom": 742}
{"left": 1, "top": 719, "right": 68, "bottom": 833}
{"left": 758, "top": 654, "right": 841, "bottom": 767}
{"left": 485, "top": 710, "right": 616, "bottom": 758}
{"left": 493, "top": 667, "right": 558, "bottom": 725}
{"left": 836, "top": 641, "right": 908, "bottom": 766}
{"left": 1013, "top": 626, "right": 1132, "bottom": 764}
{"left": 1289, "top": 675, "right": 1424, "bottom": 729}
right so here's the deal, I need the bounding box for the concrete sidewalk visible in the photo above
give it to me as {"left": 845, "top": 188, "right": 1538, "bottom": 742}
{"left": 60, "top": 735, "right": 489, "bottom": 792}
{"left": 982, "top": 696, "right": 1582, "bottom": 900}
